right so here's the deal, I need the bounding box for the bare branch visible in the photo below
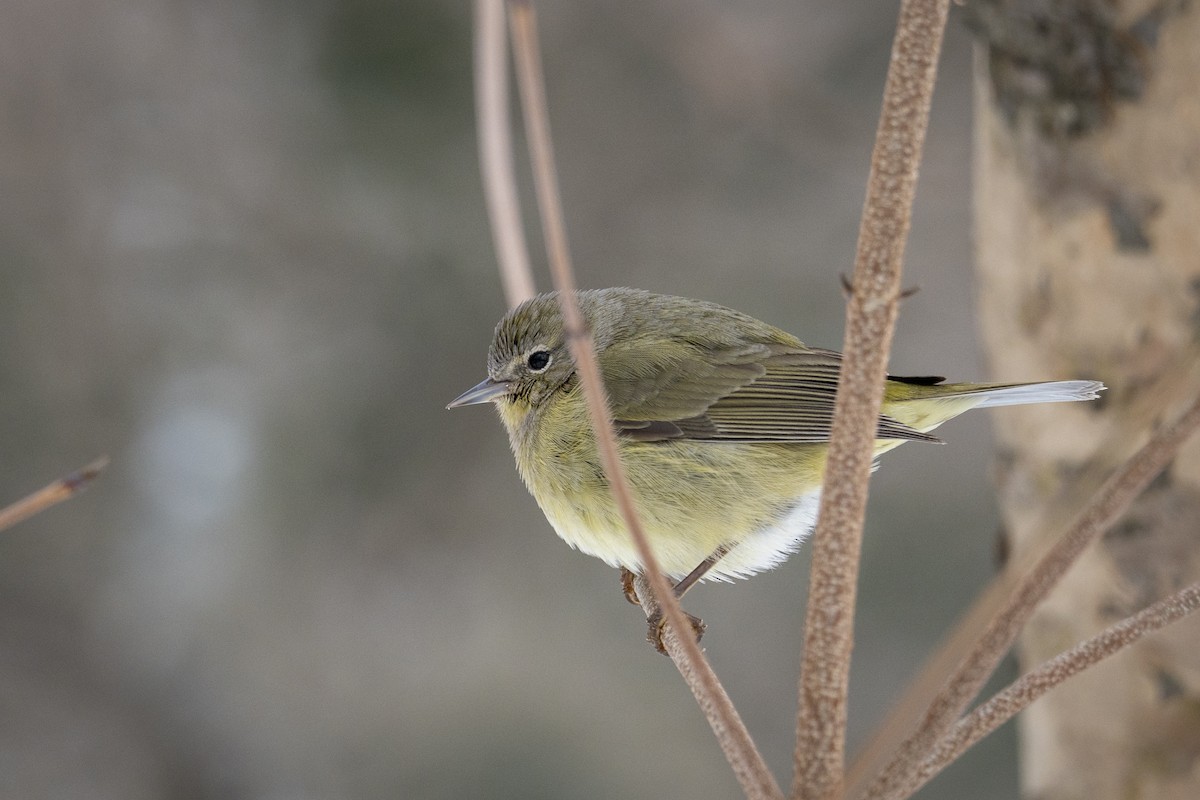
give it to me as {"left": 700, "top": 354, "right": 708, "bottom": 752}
{"left": 889, "top": 581, "right": 1200, "bottom": 800}
{"left": 858, "top": 390, "right": 1200, "bottom": 800}
{"left": 0, "top": 457, "right": 110, "bottom": 533}
{"left": 474, "top": 0, "right": 536, "bottom": 308}
{"left": 633, "top": 574, "right": 786, "bottom": 800}
{"left": 792, "top": 2, "right": 950, "bottom": 798}
{"left": 505, "top": 3, "right": 781, "bottom": 798}
{"left": 846, "top": 365, "right": 1200, "bottom": 794}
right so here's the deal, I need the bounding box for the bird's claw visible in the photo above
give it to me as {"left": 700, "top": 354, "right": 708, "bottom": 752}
{"left": 619, "top": 567, "right": 641, "bottom": 606}
{"left": 646, "top": 609, "right": 706, "bottom": 656}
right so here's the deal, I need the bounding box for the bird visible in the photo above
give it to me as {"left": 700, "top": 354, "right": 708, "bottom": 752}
{"left": 448, "top": 288, "right": 1103, "bottom": 618}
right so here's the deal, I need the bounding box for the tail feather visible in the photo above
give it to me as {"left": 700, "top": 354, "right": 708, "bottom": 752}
{"left": 883, "top": 379, "right": 1105, "bottom": 434}
{"left": 954, "top": 380, "right": 1105, "bottom": 408}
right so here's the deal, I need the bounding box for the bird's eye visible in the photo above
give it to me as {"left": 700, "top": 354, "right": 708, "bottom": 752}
{"left": 526, "top": 349, "right": 551, "bottom": 372}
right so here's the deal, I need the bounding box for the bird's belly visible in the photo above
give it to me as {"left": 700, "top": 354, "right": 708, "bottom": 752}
{"left": 526, "top": 440, "right": 828, "bottom": 581}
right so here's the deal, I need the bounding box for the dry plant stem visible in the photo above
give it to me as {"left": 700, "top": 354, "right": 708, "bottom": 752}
{"left": 633, "top": 574, "right": 787, "bottom": 796}
{"left": 474, "top": 0, "right": 536, "bottom": 308}
{"left": 883, "top": 580, "right": 1200, "bottom": 800}
{"left": 791, "top": 1, "right": 949, "bottom": 798}
{"left": 844, "top": 363, "right": 1200, "bottom": 795}
{"left": 0, "top": 456, "right": 110, "bottom": 533}
{"left": 506, "top": 3, "right": 781, "bottom": 798}
{"left": 859, "top": 391, "right": 1200, "bottom": 800}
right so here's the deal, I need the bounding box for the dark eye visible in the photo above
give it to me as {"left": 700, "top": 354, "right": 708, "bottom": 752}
{"left": 527, "top": 349, "right": 551, "bottom": 372}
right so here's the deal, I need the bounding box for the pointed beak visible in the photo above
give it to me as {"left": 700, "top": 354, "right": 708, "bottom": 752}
{"left": 446, "top": 377, "right": 511, "bottom": 409}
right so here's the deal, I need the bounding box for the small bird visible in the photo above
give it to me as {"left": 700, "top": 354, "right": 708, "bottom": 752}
{"left": 449, "top": 288, "right": 1102, "bottom": 601}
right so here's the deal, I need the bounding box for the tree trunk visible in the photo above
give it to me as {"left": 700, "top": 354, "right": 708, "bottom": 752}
{"left": 971, "top": 0, "right": 1200, "bottom": 798}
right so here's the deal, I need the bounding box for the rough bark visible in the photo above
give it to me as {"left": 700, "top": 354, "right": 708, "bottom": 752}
{"left": 971, "top": 1, "right": 1200, "bottom": 798}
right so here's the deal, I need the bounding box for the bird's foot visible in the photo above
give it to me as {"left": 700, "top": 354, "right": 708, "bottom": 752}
{"left": 646, "top": 608, "right": 706, "bottom": 656}
{"left": 619, "top": 567, "right": 641, "bottom": 606}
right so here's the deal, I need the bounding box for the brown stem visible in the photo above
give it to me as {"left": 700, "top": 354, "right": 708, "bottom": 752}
{"left": 474, "top": 0, "right": 536, "bottom": 308}
{"left": 0, "top": 457, "right": 110, "bottom": 533}
{"left": 505, "top": 3, "right": 782, "bottom": 798}
{"left": 883, "top": 581, "right": 1200, "bottom": 800}
{"left": 633, "top": 573, "right": 788, "bottom": 795}
{"left": 857, "top": 390, "right": 1200, "bottom": 800}
{"left": 791, "top": 2, "right": 950, "bottom": 798}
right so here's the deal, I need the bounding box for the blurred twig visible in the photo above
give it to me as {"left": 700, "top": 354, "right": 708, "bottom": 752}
{"left": 0, "top": 457, "right": 109, "bottom": 533}
{"left": 791, "top": 2, "right": 950, "bottom": 798}
{"left": 475, "top": 0, "right": 536, "bottom": 308}
{"left": 857, "top": 388, "right": 1200, "bottom": 800}
{"left": 504, "top": 2, "right": 782, "bottom": 798}
{"left": 883, "top": 580, "right": 1200, "bottom": 800}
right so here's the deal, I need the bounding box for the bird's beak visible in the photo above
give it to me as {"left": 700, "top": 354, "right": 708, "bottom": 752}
{"left": 446, "top": 377, "right": 511, "bottom": 409}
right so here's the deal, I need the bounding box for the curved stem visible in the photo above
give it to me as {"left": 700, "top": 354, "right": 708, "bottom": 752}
{"left": 474, "top": 0, "right": 536, "bottom": 308}
{"left": 504, "top": 3, "right": 782, "bottom": 798}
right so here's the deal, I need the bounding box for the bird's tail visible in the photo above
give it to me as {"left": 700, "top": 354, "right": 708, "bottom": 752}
{"left": 883, "top": 379, "right": 1104, "bottom": 434}
{"left": 930, "top": 380, "right": 1105, "bottom": 407}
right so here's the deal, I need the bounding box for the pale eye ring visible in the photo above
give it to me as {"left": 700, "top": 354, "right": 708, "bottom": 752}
{"left": 526, "top": 349, "right": 551, "bottom": 372}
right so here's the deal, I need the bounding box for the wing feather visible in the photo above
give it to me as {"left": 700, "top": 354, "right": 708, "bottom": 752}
{"left": 608, "top": 343, "right": 938, "bottom": 444}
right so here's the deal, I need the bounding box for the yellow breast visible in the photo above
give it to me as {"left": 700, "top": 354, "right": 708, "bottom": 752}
{"left": 497, "top": 391, "right": 833, "bottom": 580}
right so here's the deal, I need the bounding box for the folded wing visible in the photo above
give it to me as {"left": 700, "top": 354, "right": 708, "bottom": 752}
{"left": 604, "top": 341, "right": 939, "bottom": 444}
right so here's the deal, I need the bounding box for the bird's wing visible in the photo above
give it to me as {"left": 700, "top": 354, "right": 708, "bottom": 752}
{"left": 604, "top": 342, "right": 939, "bottom": 444}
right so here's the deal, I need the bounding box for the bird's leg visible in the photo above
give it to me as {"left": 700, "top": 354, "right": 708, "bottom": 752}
{"left": 618, "top": 543, "right": 733, "bottom": 607}
{"left": 671, "top": 543, "right": 733, "bottom": 599}
{"left": 623, "top": 544, "right": 734, "bottom": 655}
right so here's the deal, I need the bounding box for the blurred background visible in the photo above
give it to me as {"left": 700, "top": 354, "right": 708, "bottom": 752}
{"left": 0, "top": 1, "right": 1021, "bottom": 798}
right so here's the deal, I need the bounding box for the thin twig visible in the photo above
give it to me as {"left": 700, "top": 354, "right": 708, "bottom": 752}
{"left": 474, "top": 0, "right": 536, "bottom": 308}
{"left": 858, "top": 390, "right": 1200, "bottom": 800}
{"left": 791, "top": 2, "right": 950, "bottom": 798}
{"left": 633, "top": 574, "right": 786, "bottom": 797}
{"left": 0, "top": 457, "right": 110, "bottom": 533}
{"left": 845, "top": 363, "right": 1200, "bottom": 795}
{"left": 505, "top": 3, "right": 782, "bottom": 798}
{"left": 888, "top": 580, "right": 1200, "bottom": 800}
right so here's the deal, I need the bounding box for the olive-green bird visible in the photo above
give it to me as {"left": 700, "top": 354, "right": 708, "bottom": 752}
{"left": 448, "top": 288, "right": 1103, "bottom": 587}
